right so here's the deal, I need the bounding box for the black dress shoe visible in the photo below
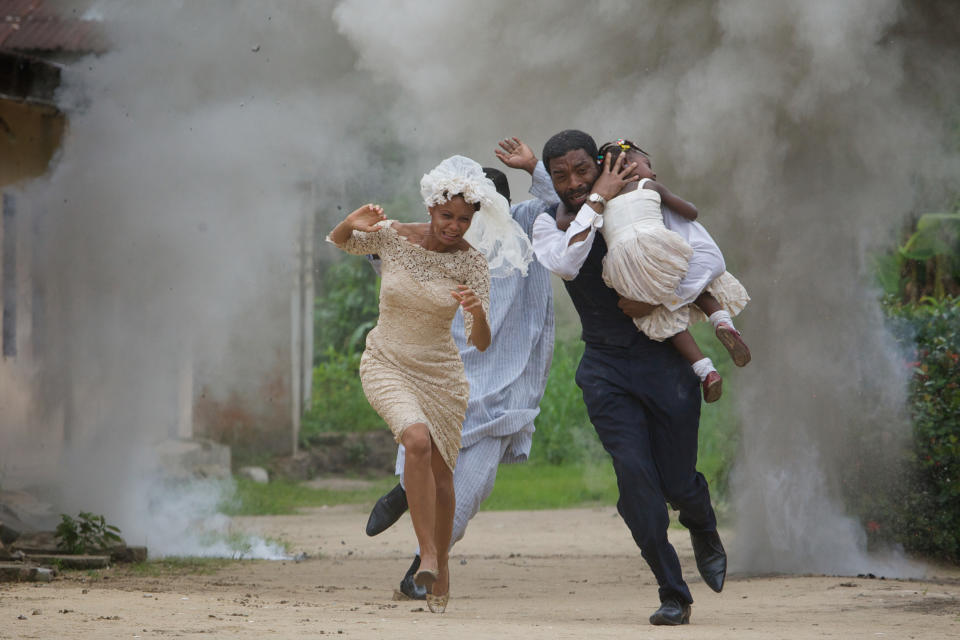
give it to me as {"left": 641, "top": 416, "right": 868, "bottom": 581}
{"left": 365, "top": 483, "right": 408, "bottom": 536}
{"left": 690, "top": 529, "right": 727, "bottom": 593}
{"left": 396, "top": 555, "right": 426, "bottom": 600}
{"left": 649, "top": 598, "right": 691, "bottom": 625}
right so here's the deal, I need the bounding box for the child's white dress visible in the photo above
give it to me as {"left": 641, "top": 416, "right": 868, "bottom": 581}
{"left": 601, "top": 179, "right": 749, "bottom": 340}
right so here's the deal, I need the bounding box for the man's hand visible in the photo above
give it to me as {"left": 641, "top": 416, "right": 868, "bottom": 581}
{"left": 618, "top": 296, "right": 658, "bottom": 319}
{"left": 495, "top": 137, "right": 538, "bottom": 174}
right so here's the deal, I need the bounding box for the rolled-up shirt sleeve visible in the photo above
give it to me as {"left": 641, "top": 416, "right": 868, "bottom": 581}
{"left": 531, "top": 205, "right": 602, "bottom": 280}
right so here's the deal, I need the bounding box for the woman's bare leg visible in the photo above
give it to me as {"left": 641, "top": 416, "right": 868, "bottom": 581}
{"left": 400, "top": 423, "right": 438, "bottom": 574}
{"left": 430, "top": 441, "right": 455, "bottom": 596}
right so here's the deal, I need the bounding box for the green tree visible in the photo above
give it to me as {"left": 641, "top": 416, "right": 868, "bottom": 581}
{"left": 875, "top": 211, "right": 960, "bottom": 302}
{"left": 313, "top": 255, "right": 379, "bottom": 362}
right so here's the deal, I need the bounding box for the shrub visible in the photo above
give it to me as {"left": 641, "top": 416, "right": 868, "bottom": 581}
{"left": 313, "top": 255, "right": 379, "bottom": 363}
{"left": 874, "top": 212, "right": 960, "bottom": 302}
{"left": 530, "top": 326, "right": 741, "bottom": 501}
{"left": 300, "top": 348, "right": 384, "bottom": 443}
{"left": 530, "top": 340, "right": 605, "bottom": 465}
{"left": 55, "top": 512, "right": 123, "bottom": 555}
{"left": 303, "top": 253, "right": 383, "bottom": 443}
{"left": 882, "top": 296, "right": 960, "bottom": 561}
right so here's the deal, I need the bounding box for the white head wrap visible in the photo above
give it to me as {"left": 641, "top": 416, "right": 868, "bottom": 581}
{"left": 419, "top": 155, "right": 533, "bottom": 277}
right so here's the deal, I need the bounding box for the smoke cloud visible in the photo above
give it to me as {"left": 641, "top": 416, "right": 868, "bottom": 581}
{"left": 2, "top": 0, "right": 958, "bottom": 567}
{"left": 5, "top": 0, "right": 389, "bottom": 555}
{"left": 332, "top": 0, "right": 960, "bottom": 575}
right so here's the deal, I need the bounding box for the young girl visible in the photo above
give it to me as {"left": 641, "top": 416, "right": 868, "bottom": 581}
{"left": 597, "top": 139, "right": 750, "bottom": 402}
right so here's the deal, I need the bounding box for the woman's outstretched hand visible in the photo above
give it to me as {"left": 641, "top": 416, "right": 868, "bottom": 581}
{"left": 451, "top": 284, "right": 484, "bottom": 317}
{"left": 347, "top": 203, "right": 386, "bottom": 231}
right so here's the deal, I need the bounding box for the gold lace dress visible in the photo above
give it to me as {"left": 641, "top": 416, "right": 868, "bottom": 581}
{"left": 327, "top": 221, "right": 490, "bottom": 471}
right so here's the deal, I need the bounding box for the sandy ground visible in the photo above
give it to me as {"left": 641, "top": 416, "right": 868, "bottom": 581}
{"left": 2, "top": 504, "right": 959, "bottom": 639}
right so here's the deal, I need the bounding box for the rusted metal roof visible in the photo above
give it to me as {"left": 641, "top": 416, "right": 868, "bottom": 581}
{"left": 0, "top": 0, "right": 107, "bottom": 54}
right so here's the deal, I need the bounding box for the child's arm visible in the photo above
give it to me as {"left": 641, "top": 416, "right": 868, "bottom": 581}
{"left": 644, "top": 181, "right": 698, "bottom": 220}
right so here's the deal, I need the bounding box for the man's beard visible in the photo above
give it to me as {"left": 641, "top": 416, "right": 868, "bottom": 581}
{"left": 560, "top": 187, "right": 591, "bottom": 211}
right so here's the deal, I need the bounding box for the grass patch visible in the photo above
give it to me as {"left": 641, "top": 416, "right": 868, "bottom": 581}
{"left": 484, "top": 325, "right": 741, "bottom": 515}
{"left": 482, "top": 461, "right": 729, "bottom": 527}
{"left": 689, "top": 322, "right": 741, "bottom": 498}
{"left": 530, "top": 340, "right": 606, "bottom": 465}
{"left": 482, "top": 461, "right": 619, "bottom": 511}
{"left": 529, "top": 327, "right": 741, "bottom": 498}
{"left": 127, "top": 557, "right": 234, "bottom": 576}
{"left": 220, "top": 476, "right": 398, "bottom": 516}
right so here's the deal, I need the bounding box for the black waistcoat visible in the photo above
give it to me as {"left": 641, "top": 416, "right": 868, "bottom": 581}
{"left": 546, "top": 204, "right": 644, "bottom": 347}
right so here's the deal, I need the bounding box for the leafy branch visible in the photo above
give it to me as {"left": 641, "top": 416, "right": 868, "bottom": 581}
{"left": 55, "top": 512, "right": 123, "bottom": 555}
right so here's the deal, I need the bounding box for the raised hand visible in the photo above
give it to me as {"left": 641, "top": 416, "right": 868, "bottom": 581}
{"left": 494, "top": 137, "right": 538, "bottom": 174}
{"left": 346, "top": 203, "right": 386, "bottom": 232}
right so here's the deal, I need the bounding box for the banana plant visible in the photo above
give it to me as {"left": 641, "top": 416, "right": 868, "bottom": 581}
{"left": 876, "top": 212, "right": 960, "bottom": 302}
{"left": 898, "top": 212, "right": 960, "bottom": 300}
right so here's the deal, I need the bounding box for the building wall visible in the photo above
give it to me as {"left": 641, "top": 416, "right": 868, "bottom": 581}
{"left": 0, "top": 97, "right": 65, "bottom": 480}
{"left": 0, "top": 99, "right": 64, "bottom": 187}
{"left": 191, "top": 183, "right": 315, "bottom": 458}
{"left": 0, "top": 95, "right": 314, "bottom": 462}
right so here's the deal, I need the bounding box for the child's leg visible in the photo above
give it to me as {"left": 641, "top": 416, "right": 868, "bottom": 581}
{"left": 693, "top": 291, "right": 722, "bottom": 317}
{"left": 693, "top": 291, "right": 751, "bottom": 368}
{"left": 670, "top": 329, "right": 705, "bottom": 365}
{"left": 670, "top": 330, "right": 722, "bottom": 403}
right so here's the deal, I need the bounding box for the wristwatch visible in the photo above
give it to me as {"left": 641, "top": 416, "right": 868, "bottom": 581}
{"left": 587, "top": 193, "right": 606, "bottom": 208}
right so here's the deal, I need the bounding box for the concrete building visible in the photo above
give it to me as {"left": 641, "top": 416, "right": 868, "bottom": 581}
{"left": 0, "top": 1, "right": 314, "bottom": 489}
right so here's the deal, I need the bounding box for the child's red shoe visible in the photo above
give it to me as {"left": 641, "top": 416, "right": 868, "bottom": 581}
{"left": 716, "top": 323, "right": 751, "bottom": 367}
{"left": 702, "top": 371, "right": 722, "bottom": 403}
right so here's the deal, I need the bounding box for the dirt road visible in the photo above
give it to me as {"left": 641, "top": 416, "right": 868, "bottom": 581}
{"left": 2, "top": 505, "right": 958, "bottom": 639}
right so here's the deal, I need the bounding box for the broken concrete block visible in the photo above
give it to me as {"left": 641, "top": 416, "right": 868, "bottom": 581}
{"left": 25, "top": 554, "right": 110, "bottom": 570}
{"left": 238, "top": 466, "right": 269, "bottom": 484}
{"left": 0, "top": 520, "right": 22, "bottom": 545}
{"left": 154, "top": 438, "right": 231, "bottom": 480}
{"left": 10, "top": 530, "right": 58, "bottom": 554}
{"left": 110, "top": 546, "right": 148, "bottom": 564}
{"left": 11, "top": 532, "right": 147, "bottom": 564}
{"left": 0, "top": 491, "right": 58, "bottom": 532}
{"left": 33, "top": 567, "right": 54, "bottom": 582}
{"left": 0, "top": 562, "right": 56, "bottom": 582}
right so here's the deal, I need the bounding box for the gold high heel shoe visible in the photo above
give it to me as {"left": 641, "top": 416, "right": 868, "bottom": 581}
{"left": 420, "top": 565, "right": 448, "bottom": 613}
{"left": 426, "top": 570, "right": 449, "bottom": 614}
{"left": 426, "top": 591, "right": 449, "bottom": 613}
